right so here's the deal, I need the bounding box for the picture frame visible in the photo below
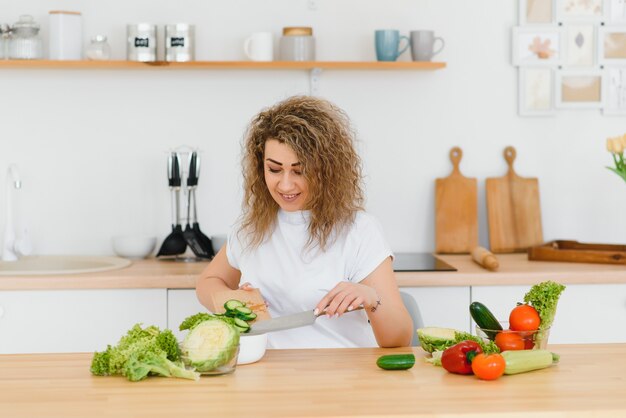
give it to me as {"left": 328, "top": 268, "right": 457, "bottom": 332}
{"left": 564, "top": 24, "right": 596, "bottom": 67}
{"left": 519, "top": 68, "right": 557, "bottom": 116}
{"left": 604, "top": 0, "right": 626, "bottom": 23}
{"left": 520, "top": 0, "right": 557, "bottom": 24}
{"left": 556, "top": 0, "right": 605, "bottom": 22}
{"left": 598, "top": 26, "right": 626, "bottom": 65}
{"left": 512, "top": 26, "right": 563, "bottom": 66}
{"left": 555, "top": 69, "right": 604, "bottom": 108}
{"left": 603, "top": 67, "right": 626, "bottom": 115}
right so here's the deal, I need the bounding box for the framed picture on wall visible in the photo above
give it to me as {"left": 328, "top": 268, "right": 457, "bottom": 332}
{"left": 520, "top": 0, "right": 556, "bottom": 24}
{"left": 519, "top": 68, "right": 556, "bottom": 115}
{"left": 603, "top": 67, "right": 626, "bottom": 114}
{"left": 564, "top": 24, "right": 596, "bottom": 67}
{"left": 556, "top": 70, "right": 604, "bottom": 108}
{"left": 512, "top": 26, "right": 563, "bottom": 66}
{"left": 605, "top": 0, "right": 626, "bottom": 23}
{"left": 598, "top": 26, "right": 626, "bottom": 64}
{"left": 557, "top": 0, "right": 604, "bottom": 22}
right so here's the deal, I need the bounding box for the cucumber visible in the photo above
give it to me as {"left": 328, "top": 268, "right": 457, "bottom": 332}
{"left": 233, "top": 317, "right": 250, "bottom": 331}
{"left": 501, "top": 349, "right": 559, "bottom": 375}
{"left": 224, "top": 299, "right": 245, "bottom": 311}
{"left": 237, "top": 311, "right": 257, "bottom": 321}
{"left": 376, "top": 354, "right": 415, "bottom": 370}
{"left": 234, "top": 306, "right": 253, "bottom": 315}
{"left": 470, "top": 301, "right": 503, "bottom": 340}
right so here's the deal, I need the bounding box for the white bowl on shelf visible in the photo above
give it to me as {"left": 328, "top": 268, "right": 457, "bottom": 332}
{"left": 111, "top": 235, "right": 157, "bottom": 259}
{"left": 237, "top": 333, "right": 268, "bottom": 365}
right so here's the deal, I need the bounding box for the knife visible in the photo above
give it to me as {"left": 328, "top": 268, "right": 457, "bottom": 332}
{"left": 246, "top": 305, "right": 364, "bottom": 336}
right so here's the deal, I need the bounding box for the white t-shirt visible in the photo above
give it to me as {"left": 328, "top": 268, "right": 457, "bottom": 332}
{"left": 226, "top": 209, "right": 393, "bottom": 349}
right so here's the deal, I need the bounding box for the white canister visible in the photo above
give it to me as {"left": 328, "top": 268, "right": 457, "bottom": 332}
{"left": 165, "top": 24, "right": 195, "bottom": 62}
{"left": 48, "top": 11, "right": 82, "bottom": 60}
{"left": 127, "top": 23, "right": 157, "bottom": 62}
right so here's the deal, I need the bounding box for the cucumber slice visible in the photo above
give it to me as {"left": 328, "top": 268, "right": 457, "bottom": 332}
{"left": 233, "top": 317, "right": 250, "bottom": 330}
{"left": 237, "top": 311, "right": 257, "bottom": 321}
{"left": 234, "top": 306, "right": 252, "bottom": 315}
{"left": 224, "top": 299, "right": 245, "bottom": 311}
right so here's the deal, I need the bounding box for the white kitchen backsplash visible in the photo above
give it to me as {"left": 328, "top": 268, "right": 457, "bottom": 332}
{"left": 1, "top": 0, "right": 625, "bottom": 257}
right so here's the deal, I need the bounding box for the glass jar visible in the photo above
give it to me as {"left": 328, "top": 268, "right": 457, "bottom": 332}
{"left": 9, "top": 15, "right": 42, "bottom": 60}
{"left": 0, "top": 24, "right": 10, "bottom": 59}
{"left": 86, "top": 35, "right": 111, "bottom": 60}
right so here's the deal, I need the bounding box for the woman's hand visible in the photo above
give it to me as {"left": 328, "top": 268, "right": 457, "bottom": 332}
{"left": 315, "top": 282, "right": 379, "bottom": 317}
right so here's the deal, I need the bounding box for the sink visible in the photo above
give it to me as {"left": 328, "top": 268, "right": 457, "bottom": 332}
{"left": 0, "top": 255, "right": 131, "bottom": 276}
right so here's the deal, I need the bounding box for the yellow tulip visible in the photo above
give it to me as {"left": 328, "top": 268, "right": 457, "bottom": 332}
{"left": 607, "top": 138, "right": 616, "bottom": 153}
{"left": 615, "top": 139, "right": 624, "bottom": 154}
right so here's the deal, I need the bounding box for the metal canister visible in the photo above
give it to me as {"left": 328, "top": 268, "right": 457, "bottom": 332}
{"left": 165, "top": 24, "right": 195, "bottom": 62}
{"left": 127, "top": 23, "right": 156, "bottom": 62}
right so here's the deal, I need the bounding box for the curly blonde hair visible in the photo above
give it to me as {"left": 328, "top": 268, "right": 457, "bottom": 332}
{"left": 239, "top": 95, "right": 364, "bottom": 251}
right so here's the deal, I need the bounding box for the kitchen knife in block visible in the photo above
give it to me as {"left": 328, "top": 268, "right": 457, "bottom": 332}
{"left": 211, "top": 289, "right": 271, "bottom": 323}
{"left": 435, "top": 147, "right": 478, "bottom": 254}
{"left": 486, "top": 146, "right": 543, "bottom": 253}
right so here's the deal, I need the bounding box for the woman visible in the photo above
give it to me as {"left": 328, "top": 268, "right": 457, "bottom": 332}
{"left": 196, "top": 96, "right": 412, "bottom": 348}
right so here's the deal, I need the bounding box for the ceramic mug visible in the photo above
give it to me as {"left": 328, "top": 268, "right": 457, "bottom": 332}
{"left": 375, "top": 29, "right": 410, "bottom": 62}
{"left": 410, "top": 30, "right": 445, "bottom": 62}
{"left": 244, "top": 32, "right": 273, "bottom": 62}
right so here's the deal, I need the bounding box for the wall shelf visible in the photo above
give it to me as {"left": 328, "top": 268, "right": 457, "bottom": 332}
{"left": 0, "top": 60, "right": 446, "bottom": 71}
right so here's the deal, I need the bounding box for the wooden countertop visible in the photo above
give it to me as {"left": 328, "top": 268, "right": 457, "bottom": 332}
{"left": 1, "top": 254, "right": 625, "bottom": 290}
{"left": 1, "top": 344, "right": 624, "bottom": 417}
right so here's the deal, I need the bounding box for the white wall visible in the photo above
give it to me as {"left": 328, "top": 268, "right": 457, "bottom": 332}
{"left": 1, "top": 0, "right": 625, "bottom": 257}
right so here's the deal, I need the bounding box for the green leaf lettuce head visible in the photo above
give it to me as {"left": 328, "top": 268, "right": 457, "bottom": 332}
{"left": 523, "top": 281, "right": 566, "bottom": 330}
{"left": 90, "top": 324, "right": 199, "bottom": 382}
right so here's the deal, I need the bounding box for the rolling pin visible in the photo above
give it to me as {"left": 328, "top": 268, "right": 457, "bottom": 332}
{"left": 471, "top": 246, "right": 500, "bottom": 271}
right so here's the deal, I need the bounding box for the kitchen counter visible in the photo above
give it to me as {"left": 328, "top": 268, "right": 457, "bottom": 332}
{"left": 1, "top": 253, "right": 625, "bottom": 290}
{"left": 1, "top": 344, "right": 624, "bottom": 417}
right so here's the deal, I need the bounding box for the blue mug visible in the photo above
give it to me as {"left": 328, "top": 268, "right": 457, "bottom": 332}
{"left": 375, "top": 30, "right": 410, "bottom": 62}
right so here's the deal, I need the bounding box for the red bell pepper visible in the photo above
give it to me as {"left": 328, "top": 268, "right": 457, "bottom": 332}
{"left": 441, "top": 340, "right": 483, "bottom": 375}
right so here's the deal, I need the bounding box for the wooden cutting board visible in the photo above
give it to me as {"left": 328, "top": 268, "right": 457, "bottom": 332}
{"left": 486, "top": 146, "right": 543, "bottom": 253}
{"left": 435, "top": 147, "right": 478, "bottom": 254}
{"left": 211, "top": 289, "right": 271, "bottom": 322}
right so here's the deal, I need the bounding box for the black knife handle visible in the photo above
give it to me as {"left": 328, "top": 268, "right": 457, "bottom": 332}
{"left": 187, "top": 151, "right": 198, "bottom": 187}
{"left": 172, "top": 153, "right": 181, "bottom": 187}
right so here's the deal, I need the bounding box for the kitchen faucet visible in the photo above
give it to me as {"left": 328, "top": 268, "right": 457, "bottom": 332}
{"left": 2, "top": 164, "right": 31, "bottom": 261}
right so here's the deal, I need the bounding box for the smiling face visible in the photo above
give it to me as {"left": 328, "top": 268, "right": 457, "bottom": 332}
{"left": 263, "top": 139, "right": 309, "bottom": 212}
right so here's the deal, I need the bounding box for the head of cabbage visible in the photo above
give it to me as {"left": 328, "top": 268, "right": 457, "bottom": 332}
{"left": 180, "top": 317, "right": 240, "bottom": 372}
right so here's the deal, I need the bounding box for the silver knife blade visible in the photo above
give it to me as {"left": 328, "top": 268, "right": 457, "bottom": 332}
{"left": 247, "top": 309, "right": 317, "bottom": 336}
{"left": 246, "top": 305, "right": 364, "bottom": 336}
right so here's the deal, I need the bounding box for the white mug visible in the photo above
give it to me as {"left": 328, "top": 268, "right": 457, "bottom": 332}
{"left": 244, "top": 32, "right": 273, "bottom": 61}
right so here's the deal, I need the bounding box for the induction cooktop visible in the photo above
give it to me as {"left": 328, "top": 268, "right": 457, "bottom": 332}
{"left": 392, "top": 252, "right": 457, "bottom": 272}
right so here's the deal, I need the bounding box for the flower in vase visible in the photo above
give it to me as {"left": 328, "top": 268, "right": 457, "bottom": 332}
{"left": 606, "top": 134, "right": 626, "bottom": 183}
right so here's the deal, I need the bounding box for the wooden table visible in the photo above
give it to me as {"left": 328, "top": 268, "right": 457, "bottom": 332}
{"left": 1, "top": 344, "right": 624, "bottom": 417}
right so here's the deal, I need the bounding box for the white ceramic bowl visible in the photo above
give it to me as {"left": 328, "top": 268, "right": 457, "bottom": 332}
{"left": 111, "top": 235, "right": 157, "bottom": 259}
{"left": 237, "top": 333, "right": 268, "bottom": 365}
{"left": 211, "top": 234, "right": 228, "bottom": 253}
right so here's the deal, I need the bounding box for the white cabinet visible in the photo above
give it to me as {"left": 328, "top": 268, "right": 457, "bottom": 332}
{"left": 167, "top": 289, "right": 207, "bottom": 341}
{"left": 401, "top": 287, "right": 471, "bottom": 333}
{"left": 0, "top": 289, "right": 167, "bottom": 354}
{"left": 471, "top": 284, "right": 626, "bottom": 344}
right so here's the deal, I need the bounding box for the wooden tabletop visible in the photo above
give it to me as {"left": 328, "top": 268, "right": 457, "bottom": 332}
{"left": 1, "top": 254, "right": 625, "bottom": 290}
{"left": 0, "top": 344, "right": 624, "bottom": 417}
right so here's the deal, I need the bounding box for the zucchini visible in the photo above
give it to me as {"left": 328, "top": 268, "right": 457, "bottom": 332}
{"left": 501, "top": 349, "right": 559, "bottom": 375}
{"left": 224, "top": 299, "right": 245, "bottom": 311}
{"left": 470, "top": 301, "right": 503, "bottom": 340}
{"left": 376, "top": 354, "right": 415, "bottom": 370}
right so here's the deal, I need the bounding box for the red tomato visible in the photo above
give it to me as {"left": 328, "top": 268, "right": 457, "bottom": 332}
{"left": 471, "top": 353, "right": 505, "bottom": 381}
{"left": 509, "top": 304, "right": 541, "bottom": 331}
{"left": 495, "top": 330, "right": 525, "bottom": 351}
